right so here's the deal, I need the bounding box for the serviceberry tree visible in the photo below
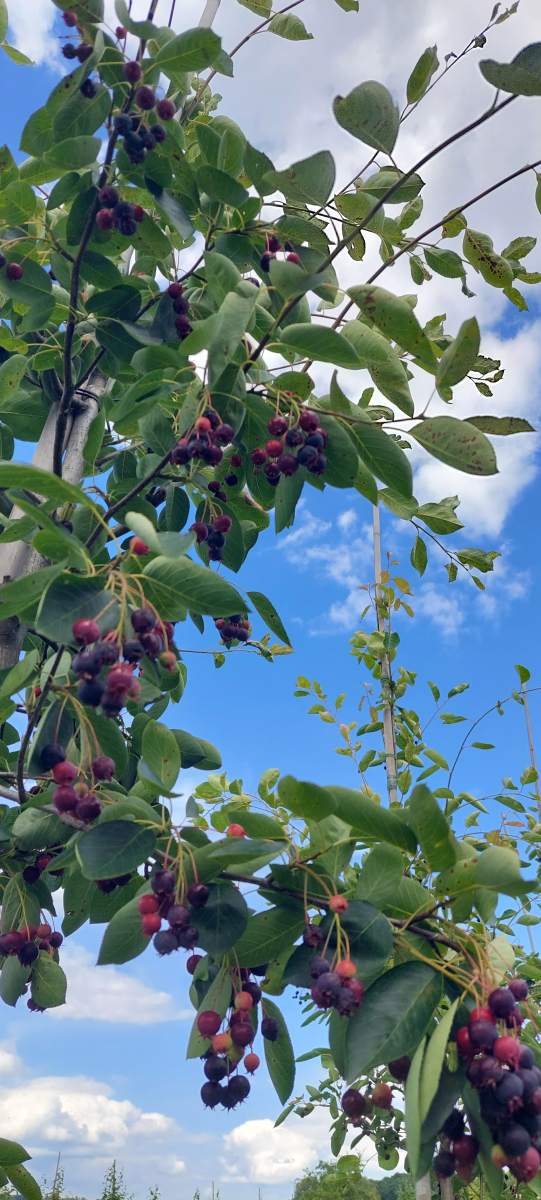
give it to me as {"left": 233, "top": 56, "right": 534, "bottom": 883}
{"left": 0, "top": 2, "right": 539, "bottom": 1199}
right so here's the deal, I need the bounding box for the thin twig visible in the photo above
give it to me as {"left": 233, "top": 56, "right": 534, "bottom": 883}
{"left": 16, "top": 646, "right": 65, "bottom": 804}
{"left": 245, "top": 93, "right": 516, "bottom": 368}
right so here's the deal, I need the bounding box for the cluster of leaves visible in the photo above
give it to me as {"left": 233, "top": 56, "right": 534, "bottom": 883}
{"left": 0, "top": 0, "right": 540, "bottom": 1195}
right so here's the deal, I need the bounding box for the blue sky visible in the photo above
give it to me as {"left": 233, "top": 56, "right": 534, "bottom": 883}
{"left": 1, "top": 3, "right": 541, "bottom": 1200}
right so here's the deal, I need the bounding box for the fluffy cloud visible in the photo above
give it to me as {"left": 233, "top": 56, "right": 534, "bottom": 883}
{"left": 222, "top": 1113, "right": 405, "bottom": 1184}
{"left": 0, "top": 1041, "right": 22, "bottom": 1075}
{"left": 0, "top": 1073, "right": 175, "bottom": 1146}
{"left": 8, "top": 2, "right": 58, "bottom": 65}
{"left": 49, "top": 945, "right": 190, "bottom": 1024}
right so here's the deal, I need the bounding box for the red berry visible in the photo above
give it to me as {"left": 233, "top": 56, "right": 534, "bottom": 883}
{"left": 92, "top": 755, "right": 115, "bottom": 781}
{"left": 191, "top": 521, "right": 209, "bottom": 543}
{"left": 96, "top": 208, "right": 114, "bottom": 231}
{"left": 116, "top": 25, "right": 127, "bottom": 38}
{"left": 6, "top": 262, "right": 23, "bottom": 281}
{"left": 329, "top": 894, "right": 348, "bottom": 914}
{"left": 267, "top": 235, "right": 281, "bottom": 253}
{"left": 227, "top": 824, "right": 246, "bottom": 838}
{"left": 186, "top": 953, "right": 203, "bottom": 975}
{"left": 244, "top": 1052, "right": 260, "bottom": 1074}
{"left": 469, "top": 1006, "right": 492, "bottom": 1023}
{"left": 234, "top": 991, "right": 254, "bottom": 1011}
{"left": 167, "top": 282, "right": 183, "bottom": 299}
{"left": 124, "top": 61, "right": 142, "bottom": 83}
{"left": 196, "top": 1010, "right": 221, "bottom": 1037}
{"left": 142, "top": 912, "right": 161, "bottom": 935}
{"left": 251, "top": 448, "right": 267, "bottom": 466}
{"left": 512, "top": 1146, "right": 541, "bottom": 1183}
{"left": 135, "top": 85, "right": 156, "bottom": 110}
{"left": 389, "top": 1056, "right": 411, "bottom": 1081}
{"left": 130, "top": 537, "right": 150, "bottom": 555}
{"left": 231, "top": 1021, "right": 253, "bottom": 1048}
{"left": 494, "top": 1036, "right": 521, "bottom": 1067}
{"left": 456, "top": 1026, "right": 473, "bottom": 1057}
{"left": 138, "top": 894, "right": 159, "bottom": 915}
{"left": 63, "top": 11, "right": 78, "bottom": 26}
{"left": 341, "top": 1088, "right": 368, "bottom": 1119}
{"left": 159, "top": 650, "right": 177, "bottom": 671}
{"left": 52, "top": 760, "right": 77, "bottom": 784}
{"left": 453, "top": 1136, "right": 479, "bottom": 1166}
{"left": 72, "top": 618, "right": 100, "bottom": 645}
{"left": 286, "top": 252, "right": 301, "bottom": 264}
{"left": 267, "top": 416, "right": 288, "bottom": 437}
{"left": 212, "top": 1032, "right": 232, "bottom": 1053}
{"left": 133, "top": 205, "right": 144, "bottom": 223}
{"left": 53, "top": 785, "right": 78, "bottom": 813}
{"left": 265, "top": 439, "right": 283, "bottom": 458}
{"left": 213, "top": 516, "right": 232, "bottom": 534}
{"left": 157, "top": 99, "right": 175, "bottom": 120}
{"left": 36, "top": 923, "right": 52, "bottom": 939}
{"left": 299, "top": 409, "right": 319, "bottom": 432}
{"left": 98, "top": 186, "right": 119, "bottom": 208}
{"left": 372, "top": 1082, "right": 393, "bottom": 1110}
{"left": 336, "top": 959, "right": 356, "bottom": 980}
{"left": 196, "top": 417, "right": 212, "bottom": 433}
{"left": 509, "top": 977, "right": 529, "bottom": 1000}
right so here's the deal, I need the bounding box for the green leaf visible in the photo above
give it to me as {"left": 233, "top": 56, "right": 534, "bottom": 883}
{"left": 0, "top": 1141, "right": 30, "bottom": 1167}
{"left": 275, "top": 471, "right": 304, "bottom": 533}
{"left": 479, "top": 42, "right": 541, "bottom": 96}
{"left": 195, "top": 882, "right": 248, "bottom": 955}
{"left": 114, "top": 0, "right": 156, "bottom": 36}
{"left": 466, "top": 415, "right": 534, "bottom": 435}
{"left": 474, "top": 846, "right": 531, "bottom": 896}
{"left": 47, "top": 136, "right": 101, "bottom": 169}
{"left": 424, "top": 246, "right": 464, "bottom": 279}
{"left": 515, "top": 662, "right": 531, "bottom": 685}
{"left": 266, "top": 151, "right": 336, "bottom": 206}
{"left": 328, "top": 785, "right": 417, "bottom": 852}
{"left": 12, "top": 807, "right": 68, "bottom": 852}
{"left": 463, "top": 1084, "right": 503, "bottom": 1200}
{"left": 436, "top": 318, "right": 480, "bottom": 388}
{"left": 76, "top": 821, "right": 156, "bottom": 880}
{"left": 277, "top": 323, "right": 363, "bottom": 368}
{"left": 208, "top": 291, "right": 256, "bottom": 388}
{"left": 419, "top": 999, "right": 459, "bottom": 1121}
{"left": 247, "top": 590, "right": 291, "bottom": 645}
{"left": 262, "top": 997, "right": 296, "bottom": 1103}
{"left": 408, "top": 785, "right": 457, "bottom": 870}
{"left": 350, "top": 422, "right": 413, "bottom": 498}
{"left": 186, "top": 964, "right": 232, "bottom": 1058}
{"left": 0, "top": 1, "right": 7, "bottom": 41}
{"left": 97, "top": 894, "right": 149, "bottom": 965}
{"left": 0, "top": 463, "right": 89, "bottom": 507}
{"left": 404, "top": 1037, "right": 426, "bottom": 1180}
{"left": 4, "top": 1166, "right": 42, "bottom": 1200}
{"left": 410, "top": 416, "right": 498, "bottom": 476}
{"left": 0, "top": 956, "right": 30, "bottom": 1007}
{"left": 153, "top": 27, "right": 223, "bottom": 76}
{"left": 141, "top": 720, "right": 180, "bottom": 791}
{"left": 171, "top": 729, "right": 222, "bottom": 770}
{"left": 267, "top": 13, "right": 312, "bottom": 39}
{"left": 30, "top": 953, "right": 67, "bottom": 1009}
{"left": 142, "top": 556, "right": 246, "bottom": 619}
{"left": 333, "top": 81, "right": 399, "bottom": 153}
{"left": 0, "top": 648, "right": 39, "bottom": 699}
{"left": 197, "top": 165, "right": 248, "bottom": 208}
{"left": 407, "top": 46, "right": 439, "bottom": 103}
{"left": 348, "top": 285, "right": 436, "bottom": 369}
{"left": 345, "top": 962, "right": 443, "bottom": 1079}
{"left": 36, "top": 574, "right": 118, "bottom": 644}
{"left": 234, "top": 904, "right": 305, "bottom": 967}
{"left": 463, "top": 229, "right": 513, "bottom": 289}
{"left": 316, "top": 412, "right": 361, "bottom": 488}
{"left": 53, "top": 86, "right": 110, "bottom": 139}
{"left": 411, "top": 535, "right": 428, "bottom": 576}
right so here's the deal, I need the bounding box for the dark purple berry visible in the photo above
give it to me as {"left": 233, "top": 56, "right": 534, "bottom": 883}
{"left": 433, "top": 1151, "right": 455, "bottom": 1179}
{"left": 261, "top": 1017, "right": 279, "bottom": 1041}
{"left": 40, "top": 743, "right": 65, "bottom": 770}
{"left": 152, "top": 870, "right": 176, "bottom": 895}
{"left": 204, "top": 1055, "right": 227, "bottom": 1083}
{"left": 77, "top": 679, "right": 104, "bottom": 707}
{"left": 201, "top": 1081, "right": 222, "bottom": 1108}
{"left": 18, "top": 942, "right": 39, "bottom": 966}
{"left": 187, "top": 884, "right": 209, "bottom": 908}
{"left": 153, "top": 929, "right": 178, "bottom": 956}
{"left": 489, "top": 987, "right": 517, "bottom": 1018}
{"left": 469, "top": 1019, "right": 497, "bottom": 1051}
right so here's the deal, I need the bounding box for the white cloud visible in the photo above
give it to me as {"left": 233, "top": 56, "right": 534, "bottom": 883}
{"left": 414, "top": 582, "right": 465, "bottom": 639}
{"left": 49, "top": 945, "right": 190, "bottom": 1024}
{"left": 222, "top": 1112, "right": 405, "bottom": 1185}
{"left": 0, "top": 1074, "right": 175, "bottom": 1147}
{"left": 0, "top": 1041, "right": 22, "bottom": 1075}
{"left": 8, "top": 1, "right": 59, "bottom": 65}
{"left": 337, "top": 508, "right": 358, "bottom": 532}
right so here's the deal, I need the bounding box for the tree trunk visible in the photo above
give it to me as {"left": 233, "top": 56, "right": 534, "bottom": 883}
{"left": 0, "top": 380, "right": 103, "bottom": 669}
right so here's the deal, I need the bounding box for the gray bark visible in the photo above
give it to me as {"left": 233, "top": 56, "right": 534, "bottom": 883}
{"left": 0, "top": 376, "right": 105, "bottom": 669}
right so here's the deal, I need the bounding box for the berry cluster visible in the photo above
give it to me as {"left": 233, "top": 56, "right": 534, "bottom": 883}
{"left": 95, "top": 186, "right": 144, "bottom": 236}
{"left": 449, "top": 979, "right": 541, "bottom": 1183}
{"left": 433, "top": 1110, "right": 480, "bottom": 1185}
{"left": 170, "top": 413, "right": 235, "bottom": 470}
{"left": 303, "top": 901, "right": 364, "bottom": 1018}
{"left": 137, "top": 871, "right": 207, "bottom": 954}
{"left": 214, "top": 615, "right": 252, "bottom": 644}
{"left": 112, "top": 69, "right": 174, "bottom": 165}
{"left": 251, "top": 411, "right": 327, "bottom": 487}
{"left": 341, "top": 1081, "right": 394, "bottom": 1126}
{"left": 191, "top": 513, "right": 232, "bottom": 562}
{"left": 166, "top": 281, "right": 192, "bottom": 341}
{"left": 0, "top": 923, "right": 63, "bottom": 976}
{"left": 197, "top": 979, "right": 277, "bottom": 1111}
{"left": 44, "top": 742, "right": 117, "bottom": 825}
{"left": 260, "top": 233, "right": 301, "bottom": 273}
{"left": 71, "top": 610, "right": 176, "bottom": 716}
{"left": 22, "top": 853, "right": 53, "bottom": 885}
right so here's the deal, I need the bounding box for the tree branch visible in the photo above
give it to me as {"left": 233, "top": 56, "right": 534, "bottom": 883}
{"left": 245, "top": 93, "right": 516, "bottom": 368}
